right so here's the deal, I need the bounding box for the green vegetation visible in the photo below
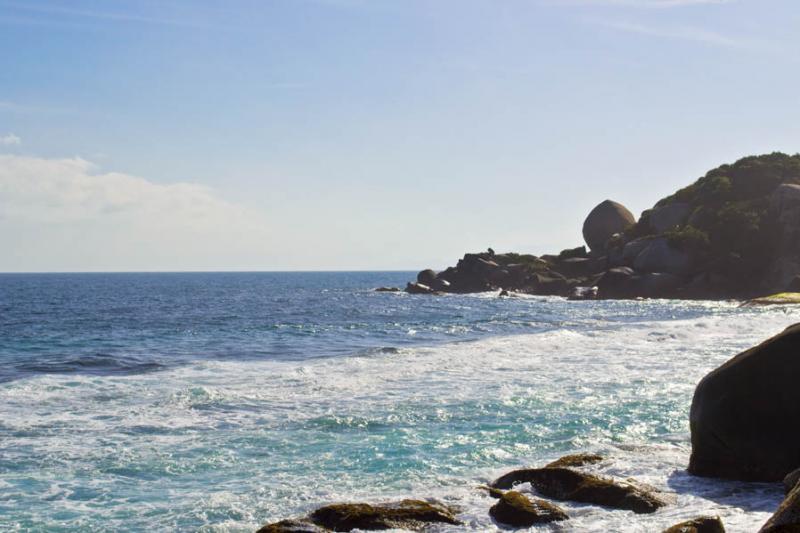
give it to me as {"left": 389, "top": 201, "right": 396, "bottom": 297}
{"left": 629, "top": 152, "right": 800, "bottom": 284}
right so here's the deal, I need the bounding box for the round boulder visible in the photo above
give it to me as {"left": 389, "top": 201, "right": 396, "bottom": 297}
{"left": 416, "top": 269, "right": 438, "bottom": 286}
{"left": 689, "top": 324, "right": 800, "bottom": 481}
{"left": 582, "top": 200, "right": 636, "bottom": 253}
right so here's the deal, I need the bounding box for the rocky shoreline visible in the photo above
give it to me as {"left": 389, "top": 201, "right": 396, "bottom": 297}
{"left": 257, "top": 324, "right": 800, "bottom": 532}
{"left": 395, "top": 154, "right": 800, "bottom": 301}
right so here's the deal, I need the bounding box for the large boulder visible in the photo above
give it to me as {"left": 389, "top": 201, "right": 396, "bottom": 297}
{"left": 490, "top": 467, "right": 667, "bottom": 514}
{"left": 634, "top": 238, "right": 693, "bottom": 277}
{"left": 488, "top": 489, "right": 568, "bottom": 527}
{"left": 689, "top": 324, "right": 800, "bottom": 481}
{"left": 308, "top": 500, "right": 460, "bottom": 531}
{"left": 759, "top": 482, "right": 800, "bottom": 532}
{"left": 649, "top": 203, "right": 691, "bottom": 234}
{"left": 582, "top": 200, "right": 636, "bottom": 253}
{"left": 416, "top": 269, "right": 437, "bottom": 286}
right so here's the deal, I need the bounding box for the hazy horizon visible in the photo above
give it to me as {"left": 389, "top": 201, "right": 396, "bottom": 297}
{"left": 2, "top": 0, "right": 799, "bottom": 272}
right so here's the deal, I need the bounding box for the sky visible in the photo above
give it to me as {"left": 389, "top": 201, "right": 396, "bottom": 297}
{"left": 1, "top": 0, "right": 799, "bottom": 272}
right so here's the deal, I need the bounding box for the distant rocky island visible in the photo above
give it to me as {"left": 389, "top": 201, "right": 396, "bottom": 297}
{"left": 399, "top": 152, "right": 800, "bottom": 300}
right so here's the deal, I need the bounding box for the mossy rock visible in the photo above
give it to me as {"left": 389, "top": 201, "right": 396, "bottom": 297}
{"left": 662, "top": 516, "right": 725, "bottom": 533}
{"left": 486, "top": 488, "right": 568, "bottom": 527}
{"left": 491, "top": 467, "right": 668, "bottom": 514}
{"left": 742, "top": 292, "right": 800, "bottom": 306}
{"left": 308, "top": 499, "right": 460, "bottom": 531}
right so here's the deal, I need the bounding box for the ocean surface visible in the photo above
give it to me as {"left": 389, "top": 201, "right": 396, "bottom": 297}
{"left": 0, "top": 272, "right": 796, "bottom": 532}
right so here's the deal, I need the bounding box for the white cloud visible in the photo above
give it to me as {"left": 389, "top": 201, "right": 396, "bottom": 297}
{"left": 0, "top": 154, "right": 272, "bottom": 271}
{"left": 0, "top": 133, "right": 20, "bottom": 145}
{"left": 592, "top": 18, "right": 775, "bottom": 50}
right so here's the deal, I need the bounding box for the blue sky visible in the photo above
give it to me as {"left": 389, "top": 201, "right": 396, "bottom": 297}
{"left": 1, "top": 0, "right": 799, "bottom": 271}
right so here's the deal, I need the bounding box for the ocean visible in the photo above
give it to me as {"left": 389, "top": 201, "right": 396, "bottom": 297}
{"left": 0, "top": 272, "right": 794, "bottom": 532}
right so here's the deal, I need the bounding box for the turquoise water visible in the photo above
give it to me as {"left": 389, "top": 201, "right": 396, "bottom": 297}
{"left": 0, "top": 273, "right": 794, "bottom": 531}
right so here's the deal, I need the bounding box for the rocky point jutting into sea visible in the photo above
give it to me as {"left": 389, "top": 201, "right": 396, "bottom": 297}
{"left": 253, "top": 154, "right": 800, "bottom": 531}
{"left": 402, "top": 153, "right": 800, "bottom": 301}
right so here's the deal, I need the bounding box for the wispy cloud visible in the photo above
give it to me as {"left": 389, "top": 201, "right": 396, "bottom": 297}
{"left": 550, "top": 0, "right": 734, "bottom": 7}
{"left": 591, "top": 19, "right": 776, "bottom": 51}
{"left": 0, "top": 133, "right": 20, "bottom": 146}
{"left": 0, "top": 1, "right": 224, "bottom": 30}
{"left": 0, "top": 100, "right": 75, "bottom": 115}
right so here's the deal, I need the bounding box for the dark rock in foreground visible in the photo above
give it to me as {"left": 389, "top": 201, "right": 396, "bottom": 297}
{"left": 256, "top": 519, "right": 328, "bottom": 533}
{"left": 308, "top": 499, "right": 460, "bottom": 531}
{"left": 491, "top": 467, "right": 667, "bottom": 514}
{"left": 662, "top": 516, "right": 725, "bottom": 533}
{"left": 785, "top": 468, "right": 800, "bottom": 494}
{"left": 759, "top": 482, "right": 800, "bottom": 532}
{"left": 689, "top": 323, "right": 800, "bottom": 481}
{"left": 487, "top": 488, "right": 568, "bottom": 527}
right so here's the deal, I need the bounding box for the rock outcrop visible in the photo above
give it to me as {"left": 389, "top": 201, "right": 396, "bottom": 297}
{"left": 491, "top": 467, "right": 668, "bottom": 514}
{"left": 785, "top": 468, "right": 800, "bottom": 494}
{"left": 759, "top": 482, "right": 800, "bottom": 532}
{"left": 406, "top": 153, "right": 800, "bottom": 300}
{"left": 662, "top": 516, "right": 725, "bottom": 533}
{"left": 308, "top": 500, "right": 460, "bottom": 531}
{"left": 486, "top": 488, "right": 568, "bottom": 527}
{"left": 582, "top": 200, "right": 636, "bottom": 253}
{"left": 544, "top": 453, "right": 604, "bottom": 469}
{"left": 689, "top": 324, "right": 800, "bottom": 481}
{"left": 256, "top": 519, "right": 328, "bottom": 533}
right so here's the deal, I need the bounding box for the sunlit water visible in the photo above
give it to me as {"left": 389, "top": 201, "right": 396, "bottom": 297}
{"left": 0, "top": 272, "right": 796, "bottom": 531}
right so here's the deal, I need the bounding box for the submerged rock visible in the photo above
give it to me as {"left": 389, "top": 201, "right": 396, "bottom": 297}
{"left": 582, "top": 200, "right": 636, "bottom": 253}
{"left": 662, "top": 516, "right": 725, "bottom": 533}
{"left": 256, "top": 519, "right": 328, "bottom": 533}
{"left": 490, "top": 467, "right": 667, "bottom": 514}
{"left": 689, "top": 323, "right": 800, "bottom": 481}
{"left": 545, "top": 453, "right": 604, "bottom": 469}
{"left": 308, "top": 499, "right": 460, "bottom": 531}
{"left": 374, "top": 287, "right": 400, "bottom": 292}
{"left": 759, "top": 483, "right": 800, "bottom": 532}
{"left": 487, "top": 488, "right": 568, "bottom": 527}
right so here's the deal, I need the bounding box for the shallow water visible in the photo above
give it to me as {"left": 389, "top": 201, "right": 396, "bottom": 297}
{"left": 0, "top": 272, "right": 795, "bottom": 531}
